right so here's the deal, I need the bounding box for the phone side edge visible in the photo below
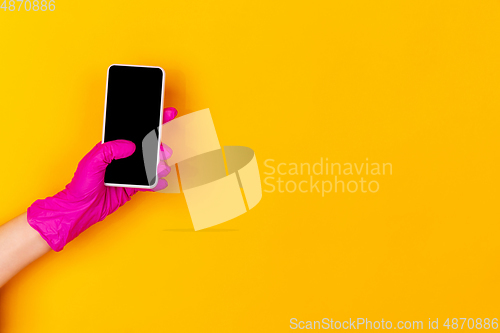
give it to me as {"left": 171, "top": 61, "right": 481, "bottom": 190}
{"left": 150, "top": 66, "right": 166, "bottom": 189}
{"left": 102, "top": 64, "right": 117, "bottom": 145}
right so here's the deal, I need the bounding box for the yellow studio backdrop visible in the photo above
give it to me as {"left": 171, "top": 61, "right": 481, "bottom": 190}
{"left": 1, "top": 0, "right": 499, "bottom": 332}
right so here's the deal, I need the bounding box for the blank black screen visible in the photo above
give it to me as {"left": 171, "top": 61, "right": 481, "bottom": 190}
{"left": 103, "top": 65, "right": 164, "bottom": 187}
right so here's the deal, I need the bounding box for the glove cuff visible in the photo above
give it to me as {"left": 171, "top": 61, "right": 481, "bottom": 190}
{"left": 27, "top": 192, "right": 97, "bottom": 252}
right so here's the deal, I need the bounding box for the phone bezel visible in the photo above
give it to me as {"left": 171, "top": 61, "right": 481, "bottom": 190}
{"left": 102, "top": 64, "right": 165, "bottom": 189}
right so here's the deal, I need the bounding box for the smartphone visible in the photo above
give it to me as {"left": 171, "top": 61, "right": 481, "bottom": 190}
{"left": 102, "top": 64, "right": 165, "bottom": 189}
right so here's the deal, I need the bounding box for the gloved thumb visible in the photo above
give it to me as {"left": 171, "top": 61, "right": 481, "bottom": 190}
{"left": 68, "top": 140, "right": 136, "bottom": 193}
{"left": 95, "top": 140, "right": 136, "bottom": 169}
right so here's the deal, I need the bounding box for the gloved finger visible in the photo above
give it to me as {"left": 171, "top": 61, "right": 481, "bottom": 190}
{"left": 163, "top": 107, "right": 177, "bottom": 124}
{"left": 160, "top": 143, "right": 173, "bottom": 160}
{"left": 152, "top": 178, "right": 168, "bottom": 192}
{"left": 160, "top": 108, "right": 176, "bottom": 161}
{"left": 157, "top": 161, "right": 171, "bottom": 178}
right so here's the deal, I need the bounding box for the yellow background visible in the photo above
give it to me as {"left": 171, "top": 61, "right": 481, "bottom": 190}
{"left": 1, "top": 0, "right": 499, "bottom": 331}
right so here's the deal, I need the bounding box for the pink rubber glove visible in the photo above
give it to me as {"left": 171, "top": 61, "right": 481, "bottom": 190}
{"left": 27, "top": 107, "right": 178, "bottom": 252}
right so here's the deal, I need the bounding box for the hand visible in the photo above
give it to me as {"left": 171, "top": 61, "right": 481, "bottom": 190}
{"left": 27, "top": 107, "right": 178, "bottom": 252}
